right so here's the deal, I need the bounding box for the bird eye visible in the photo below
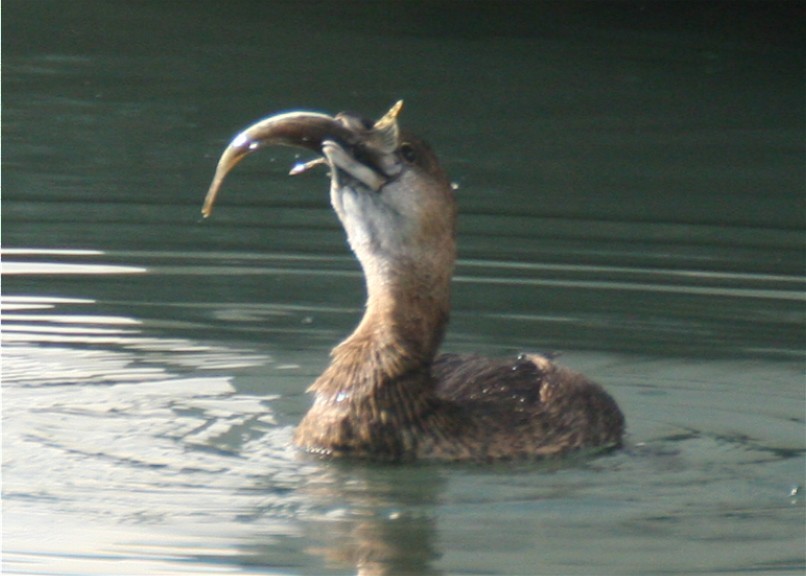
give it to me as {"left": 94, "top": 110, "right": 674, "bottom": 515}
{"left": 400, "top": 143, "right": 417, "bottom": 163}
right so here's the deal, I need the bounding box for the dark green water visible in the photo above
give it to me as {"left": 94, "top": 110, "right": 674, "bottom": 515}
{"left": 3, "top": 2, "right": 804, "bottom": 575}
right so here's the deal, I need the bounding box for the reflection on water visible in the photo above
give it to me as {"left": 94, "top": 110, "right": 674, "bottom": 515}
{"left": 3, "top": 274, "right": 446, "bottom": 575}
{"left": 3, "top": 248, "right": 804, "bottom": 575}
{"left": 3, "top": 248, "right": 148, "bottom": 276}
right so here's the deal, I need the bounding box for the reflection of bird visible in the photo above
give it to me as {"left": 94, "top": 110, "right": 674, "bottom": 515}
{"left": 203, "top": 101, "right": 624, "bottom": 462}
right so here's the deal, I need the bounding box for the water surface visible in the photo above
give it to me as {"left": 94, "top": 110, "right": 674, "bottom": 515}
{"left": 3, "top": 2, "right": 804, "bottom": 575}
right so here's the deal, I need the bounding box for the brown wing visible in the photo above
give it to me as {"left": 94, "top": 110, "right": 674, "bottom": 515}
{"left": 432, "top": 352, "right": 625, "bottom": 456}
{"left": 432, "top": 353, "right": 549, "bottom": 408}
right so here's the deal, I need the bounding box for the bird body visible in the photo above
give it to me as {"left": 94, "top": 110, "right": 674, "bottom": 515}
{"left": 203, "top": 101, "right": 624, "bottom": 462}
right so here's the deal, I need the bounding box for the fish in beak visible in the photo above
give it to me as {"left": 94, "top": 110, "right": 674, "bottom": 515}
{"left": 201, "top": 101, "right": 405, "bottom": 217}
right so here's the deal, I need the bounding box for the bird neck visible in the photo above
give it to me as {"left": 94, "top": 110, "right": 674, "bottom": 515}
{"left": 311, "top": 251, "right": 454, "bottom": 399}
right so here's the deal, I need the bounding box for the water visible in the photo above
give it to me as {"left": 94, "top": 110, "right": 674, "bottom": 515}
{"left": 3, "top": 2, "right": 804, "bottom": 574}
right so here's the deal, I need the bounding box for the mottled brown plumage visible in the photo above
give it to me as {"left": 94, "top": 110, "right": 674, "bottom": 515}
{"left": 203, "top": 101, "right": 625, "bottom": 462}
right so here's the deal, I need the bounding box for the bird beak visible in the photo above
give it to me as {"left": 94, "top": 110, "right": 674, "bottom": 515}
{"left": 369, "top": 99, "right": 403, "bottom": 154}
{"left": 201, "top": 111, "right": 354, "bottom": 217}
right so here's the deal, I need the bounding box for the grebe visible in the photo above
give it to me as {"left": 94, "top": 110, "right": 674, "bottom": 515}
{"left": 202, "top": 101, "right": 624, "bottom": 462}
